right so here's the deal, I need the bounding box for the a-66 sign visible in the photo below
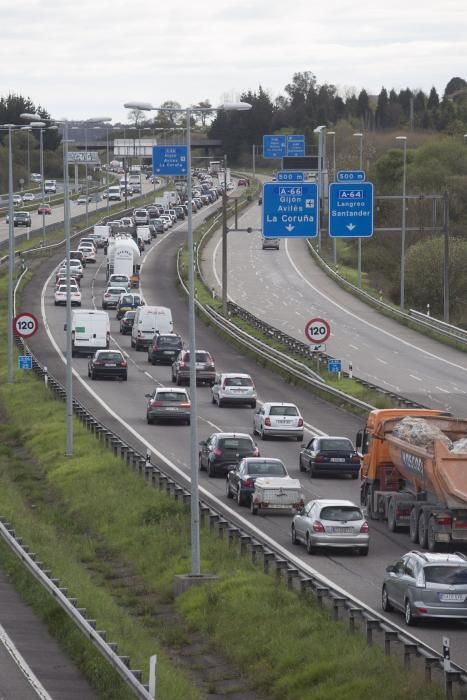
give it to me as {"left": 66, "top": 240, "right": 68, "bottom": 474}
{"left": 305, "top": 317, "right": 330, "bottom": 344}
{"left": 13, "top": 312, "right": 39, "bottom": 338}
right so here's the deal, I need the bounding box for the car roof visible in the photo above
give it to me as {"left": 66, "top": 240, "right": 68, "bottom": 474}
{"left": 220, "top": 372, "right": 252, "bottom": 378}
{"left": 155, "top": 387, "right": 188, "bottom": 394}
{"left": 313, "top": 499, "right": 360, "bottom": 508}
{"left": 210, "top": 432, "right": 253, "bottom": 439}
{"left": 242, "top": 457, "right": 283, "bottom": 463}
{"left": 408, "top": 551, "right": 467, "bottom": 564}
{"left": 264, "top": 402, "right": 298, "bottom": 408}
{"left": 96, "top": 349, "right": 122, "bottom": 355}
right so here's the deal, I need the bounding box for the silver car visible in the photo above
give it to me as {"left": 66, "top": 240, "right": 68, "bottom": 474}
{"left": 145, "top": 387, "right": 191, "bottom": 425}
{"left": 382, "top": 551, "right": 467, "bottom": 625}
{"left": 291, "top": 499, "right": 369, "bottom": 555}
{"left": 211, "top": 373, "right": 257, "bottom": 408}
{"left": 253, "top": 402, "right": 304, "bottom": 441}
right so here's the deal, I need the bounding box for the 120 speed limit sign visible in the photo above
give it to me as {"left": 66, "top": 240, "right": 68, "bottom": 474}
{"left": 13, "top": 312, "right": 39, "bottom": 338}
{"left": 305, "top": 317, "right": 330, "bottom": 344}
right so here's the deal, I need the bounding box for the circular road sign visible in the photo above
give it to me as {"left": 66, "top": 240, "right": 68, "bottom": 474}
{"left": 13, "top": 312, "right": 39, "bottom": 338}
{"left": 305, "top": 317, "right": 330, "bottom": 344}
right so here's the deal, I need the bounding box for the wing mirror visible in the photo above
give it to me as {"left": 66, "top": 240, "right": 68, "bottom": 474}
{"left": 385, "top": 564, "right": 396, "bottom": 573}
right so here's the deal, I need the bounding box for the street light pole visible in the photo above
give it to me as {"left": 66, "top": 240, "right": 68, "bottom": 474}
{"left": 353, "top": 132, "right": 363, "bottom": 287}
{"left": 7, "top": 125, "right": 15, "bottom": 384}
{"left": 39, "top": 128, "right": 46, "bottom": 244}
{"left": 327, "top": 131, "right": 336, "bottom": 265}
{"left": 222, "top": 154, "right": 228, "bottom": 316}
{"left": 313, "top": 125, "right": 326, "bottom": 252}
{"left": 124, "top": 99, "right": 251, "bottom": 578}
{"left": 62, "top": 121, "right": 74, "bottom": 456}
{"left": 396, "top": 136, "right": 407, "bottom": 310}
{"left": 85, "top": 125, "right": 89, "bottom": 225}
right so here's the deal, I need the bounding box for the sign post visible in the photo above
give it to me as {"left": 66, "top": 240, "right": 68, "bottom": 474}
{"left": 329, "top": 182, "right": 374, "bottom": 238}
{"left": 152, "top": 146, "right": 188, "bottom": 176}
{"left": 18, "top": 355, "right": 32, "bottom": 370}
{"left": 262, "top": 182, "right": 318, "bottom": 238}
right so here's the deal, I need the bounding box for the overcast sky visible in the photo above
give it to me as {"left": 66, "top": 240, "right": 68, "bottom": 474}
{"left": 2, "top": 0, "right": 466, "bottom": 123}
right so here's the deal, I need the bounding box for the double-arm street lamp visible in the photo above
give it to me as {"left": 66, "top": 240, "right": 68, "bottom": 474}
{"left": 396, "top": 135, "right": 408, "bottom": 310}
{"left": 124, "top": 99, "right": 251, "bottom": 578}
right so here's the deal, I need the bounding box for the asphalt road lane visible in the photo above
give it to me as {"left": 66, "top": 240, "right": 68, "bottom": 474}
{"left": 203, "top": 198, "right": 467, "bottom": 415}
{"left": 33, "top": 205, "right": 467, "bottom": 668}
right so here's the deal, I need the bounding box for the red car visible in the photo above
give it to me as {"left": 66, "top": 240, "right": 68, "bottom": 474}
{"left": 38, "top": 204, "right": 52, "bottom": 215}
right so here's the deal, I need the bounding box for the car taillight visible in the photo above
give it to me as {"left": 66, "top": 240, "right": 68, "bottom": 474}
{"left": 351, "top": 455, "right": 361, "bottom": 463}
{"left": 213, "top": 448, "right": 222, "bottom": 457}
{"left": 179, "top": 402, "right": 191, "bottom": 408}
{"left": 252, "top": 447, "right": 259, "bottom": 457}
{"left": 104, "top": 293, "right": 110, "bottom": 298}
{"left": 298, "top": 418, "right": 304, "bottom": 427}
{"left": 119, "top": 361, "right": 127, "bottom": 367}
{"left": 435, "top": 514, "right": 452, "bottom": 526}
{"left": 243, "top": 479, "right": 255, "bottom": 488}
{"left": 150, "top": 401, "right": 162, "bottom": 407}
{"left": 179, "top": 361, "right": 185, "bottom": 368}
{"left": 222, "top": 380, "right": 227, "bottom": 388}
{"left": 360, "top": 521, "right": 369, "bottom": 533}
{"left": 314, "top": 455, "right": 325, "bottom": 462}
{"left": 94, "top": 361, "right": 102, "bottom": 366}
{"left": 265, "top": 417, "right": 271, "bottom": 426}
{"left": 312, "top": 520, "right": 325, "bottom": 533}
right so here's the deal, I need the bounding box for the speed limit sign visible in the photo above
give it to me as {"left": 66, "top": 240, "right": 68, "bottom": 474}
{"left": 305, "top": 317, "right": 330, "bottom": 344}
{"left": 13, "top": 312, "right": 39, "bottom": 338}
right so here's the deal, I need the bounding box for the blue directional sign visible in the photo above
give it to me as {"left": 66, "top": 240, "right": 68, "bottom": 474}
{"left": 329, "top": 182, "right": 374, "bottom": 238}
{"left": 152, "top": 146, "right": 188, "bottom": 175}
{"left": 287, "top": 135, "right": 305, "bottom": 157}
{"left": 18, "top": 355, "right": 32, "bottom": 370}
{"left": 277, "top": 170, "right": 304, "bottom": 182}
{"left": 262, "top": 182, "right": 318, "bottom": 238}
{"left": 327, "top": 359, "right": 342, "bottom": 373}
{"left": 336, "top": 170, "right": 366, "bottom": 182}
{"left": 263, "top": 135, "right": 287, "bottom": 159}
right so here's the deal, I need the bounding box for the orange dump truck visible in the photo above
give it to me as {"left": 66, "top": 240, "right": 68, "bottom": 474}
{"left": 357, "top": 408, "right": 467, "bottom": 551}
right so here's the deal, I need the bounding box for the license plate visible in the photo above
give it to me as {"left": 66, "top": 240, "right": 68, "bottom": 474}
{"left": 278, "top": 420, "right": 292, "bottom": 424}
{"left": 195, "top": 363, "right": 205, "bottom": 369}
{"left": 331, "top": 458, "right": 346, "bottom": 463}
{"left": 165, "top": 407, "right": 179, "bottom": 411}
{"left": 439, "top": 594, "right": 466, "bottom": 602}
{"left": 106, "top": 363, "right": 116, "bottom": 367}
{"left": 330, "top": 527, "right": 353, "bottom": 533}
{"left": 163, "top": 350, "right": 174, "bottom": 355}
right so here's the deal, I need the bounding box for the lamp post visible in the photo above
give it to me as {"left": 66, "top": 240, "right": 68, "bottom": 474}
{"left": 327, "top": 131, "right": 336, "bottom": 265}
{"left": 353, "top": 132, "right": 364, "bottom": 288}
{"left": 396, "top": 135, "right": 408, "bottom": 310}
{"left": 32, "top": 123, "right": 57, "bottom": 245}
{"left": 313, "top": 125, "right": 326, "bottom": 251}
{"left": 21, "top": 126, "right": 31, "bottom": 185}
{"left": 124, "top": 99, "right": 251, "bottom": 578}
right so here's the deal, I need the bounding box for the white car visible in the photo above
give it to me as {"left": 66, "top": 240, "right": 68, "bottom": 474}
{"left": 22, "top": 192, "right": 35, "bottom": 202}
{"left": 55, "top": 277, "right": 79, "bottom": 292}
{"left": 253, "top": 402, "right": 304, "bottom": 441}
{"left": 159, "top": 215, "right": 173, "bottom": 229}
{"left": 54, "top": 285, "right": 82, "bottom": 306}
{"left": 102, "top": 286, "right": 128, "bottom": 309}
{"left": 58, "top": 259, "right": 84, "bottom": 279}
{"left": 78, "top": 245, "right": 96, "bottom": 263}
{"left": 211, "top": 373, "right": 257, "bottom": 408}
{"left": 12, "top": 194, "right": 23, "bottom": 205}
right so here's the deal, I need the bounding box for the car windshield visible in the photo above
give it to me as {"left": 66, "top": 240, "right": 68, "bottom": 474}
{"left": 319, "top": 439, "right": 354, "bottom": 451}
{"left": 183, "top": 352, "right": 210, "bottom": 362}
{"left": 424, "top": 566, "right": 467, "bottom": 585}
{"left": 156, "top": 391, "right": 188, "bottom": 402}
{"left": 120, "top": 296, "right": 133, "bottom": 304}
{"left": 112, "top": 277, "right": 128, "bottom": 283}
{"left": 319, "top": 506, "right": 362, "bottom": 521}
{"left": 159, "top": 336, "right": 181, "bottom": 347}
{"left": 108, "top": 288, "right": 125, "bottom": 294}
{"left": 246, "top": 461, "right": 287, "bottom": 476}
{"left": 97, "top": 352, "right": 122, "bottom": 361}
{"left": 219, "top": 438, "right": 253, "bottom": 451}
{"left": 224, "top": 377, "right": 252, "bottom": 387}
{"left": 269, "top": 405, "right": 298, "bottom": 416}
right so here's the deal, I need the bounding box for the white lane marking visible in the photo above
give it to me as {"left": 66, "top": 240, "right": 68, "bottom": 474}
{"left": 349, "top": 344, "right": 359, "bottom": 350}
{"left": 0, "top": 623, "right": 53, "bottom": 700}
{"left": 144, "top": 371, "right": 156, "bottom": 380}
{"left": 409, "top": 374, "right": 422, "bottom": 382}
{"left": 284, "top": 241, "right": 467, "bottom": 374}
{"left": 376, "top": 358, "right": 388, "bottom": 365}
{"left": 435, "top": 386, "right": 450, "bottom": 394}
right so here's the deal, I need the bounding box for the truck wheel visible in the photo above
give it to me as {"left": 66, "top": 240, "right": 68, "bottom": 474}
{"left": 427, "top": 516, "right": 438, "bottom": 552}
{"left": 409, "top": 508, "right": 419, "bottom": 543}
{"left": 387, "top": 499, "right": 398, "bottom": 532}
{"left": 418, "top": 512, "right": 428, "bottom": 549}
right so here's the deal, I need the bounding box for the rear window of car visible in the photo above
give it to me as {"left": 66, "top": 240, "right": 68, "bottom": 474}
{"left": 158, "top": 336, "right": 181, "bottom": 347}
{"left": 246, "top": 461, "right": 287, "bottom": 476}
{"left": 124, "top": 311, "right": 136, "bottom": 319}
{"left": 112, "top": 276, "right": 128, "bottom": 283}
{"left": 183, "top": 352, "right": 211, "bottom": 362}
{"left": 319, "top": 506, "right": 362, "bottom": 522}
{"left": 269, "top": 405, "right": 298, "bottom": 416}
{"left": 424, "top": 566, "right": 467, "bottom": 584}
{"left": 319, "top": 439, "right": 354, "bottom": 451}
{"left": 97, "top": 352, "right": 122, "bottom": 361}
{"left": 219, "top": 438, "right": 253, "bottom": 450}
{"left": 107, "top": 288, "right": 125, "bottom": 294}
{"left": 156, "top": 391, "right": 188, "bottom": 402}
{"left": 224, "top": 377, "right": 252, "bottom": 387}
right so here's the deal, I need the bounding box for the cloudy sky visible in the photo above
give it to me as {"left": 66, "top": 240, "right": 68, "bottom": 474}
{"left": 2, "top": 0, "right": 467, "bottom": 123}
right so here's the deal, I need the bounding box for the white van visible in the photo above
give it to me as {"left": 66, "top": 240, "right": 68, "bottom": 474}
{"left": 131, "top": 306, "right": 173, "bottom": 351}
{"left": 70, "top": 310, "right": 110, "bottom": 357}
{"left": 107, "top": 186, "right": 122, "bottom": 201}
{"left": 137, "top": 226, "right": 151, "bottom": 244}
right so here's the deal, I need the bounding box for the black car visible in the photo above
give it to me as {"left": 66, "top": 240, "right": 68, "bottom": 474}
{"left": 199, "top": 432, "right": 259, "bottom": 478}
{"left": 147, "top": 333, "right": 183, "bottom": 365}
{"left": 174, "top": 206, "right": 185, "bottom": 220}
{"left": 226, "top": 457, "right": 288, "bottom": 505}
{"left": 120, "top": 310, "right": 137, "bottom": 335}
{"left": 13, "top": 211, "right": 31, "bottom": 227}
{"left": 87, "top": 350, "right": 128, "bottom": 381}
{"left": 299, "top": 436, "right": 360, "bottom": 478}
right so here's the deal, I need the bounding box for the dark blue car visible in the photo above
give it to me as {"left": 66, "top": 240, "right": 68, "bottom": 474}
{"left": 299, "top": 437, "right": 360, "bottom": 479}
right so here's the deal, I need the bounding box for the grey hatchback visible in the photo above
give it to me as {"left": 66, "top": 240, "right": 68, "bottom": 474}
{"left": 382, "top": 551, "right": 467, "bottom": 625}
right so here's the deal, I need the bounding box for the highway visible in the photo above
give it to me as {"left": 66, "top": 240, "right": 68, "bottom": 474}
{"left": 23, "top": 197, "right": 467, "bottom": 670}
{"left": 203, "top": 193, "right": 467, "bottom": 415}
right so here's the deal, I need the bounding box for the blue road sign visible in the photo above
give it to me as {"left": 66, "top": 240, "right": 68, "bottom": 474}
{"left": 336, "top": 170, "right": 366, "bottom": 182}
{"left": 262, "top": 182, "right": 318, "bottom": 238}
{"left": 327, "top": 359, "right": 342, "bottom": 373}
{"left": 18, "top": 355, "right": 32, "bottom": 370}
{"left": 152, "top": 146, "right": 188, "bottom": 175}
{"left": 263, "top": 135, "right": 287, "bottom": 159}
{"left": 329, "top": 182, "right": 374, "bottom": 238}
{"left": 287, "top": 135, "right": 305, "bottom": 157}
{"left": 277, "top": 170, "right": 304, "bottom": 182}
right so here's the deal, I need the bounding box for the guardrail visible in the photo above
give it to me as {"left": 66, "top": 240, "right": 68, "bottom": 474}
{"left": 5, "top": 225, "right": 466, "bottom": 697}
{"left": 307, "top": 241, "right": 467, "bottom": 347}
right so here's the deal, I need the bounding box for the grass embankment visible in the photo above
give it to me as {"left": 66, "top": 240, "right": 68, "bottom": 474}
{"left": 0, "top": 190, "right": 441, "bottom": 699}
